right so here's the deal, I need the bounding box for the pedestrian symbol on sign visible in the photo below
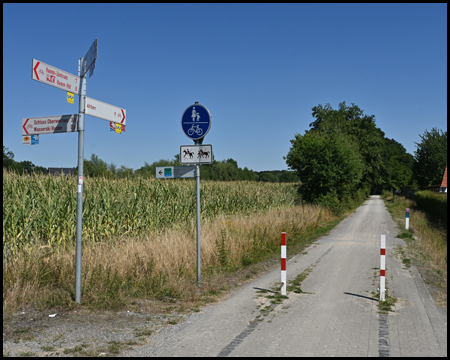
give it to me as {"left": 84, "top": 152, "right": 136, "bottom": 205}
{"left": 191, "top": 107, "right": 200, "bottom": 122}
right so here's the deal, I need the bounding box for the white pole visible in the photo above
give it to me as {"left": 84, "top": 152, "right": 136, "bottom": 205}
{"left": 380, "top": 235, "right": 386, "bottom": 301}
{"left": 281, "top": 232, "right": 286, "bottom": 295}
{"left": 405, "top": 208, "right": 410, "bottom": 230}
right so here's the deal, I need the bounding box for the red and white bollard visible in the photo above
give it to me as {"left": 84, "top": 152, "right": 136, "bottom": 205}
{"left": 281, "top": 232, "right": 286, "bottom": 295}
{"left": 380, "top": 235, "right": 386, "bottom": 301}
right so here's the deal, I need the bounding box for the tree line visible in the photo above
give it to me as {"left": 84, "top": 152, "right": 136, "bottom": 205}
{"left": 4, "top": 101, "right": 446, "bottom": 194}
{"left": 2, "top": 146, "right": 298, "bottom": 183}
{"left": 285, "top": 102, "right": 447, "bottom": 212}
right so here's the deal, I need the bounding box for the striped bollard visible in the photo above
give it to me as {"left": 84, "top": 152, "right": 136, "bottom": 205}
{"left": 281, "top": 232, "right": 287, "bottom": 295}
{"left": 380, "top": 235, "right": 386, "bottom": 301}
{"left": 405, "top": 208, "right": 410, "bottom": 230}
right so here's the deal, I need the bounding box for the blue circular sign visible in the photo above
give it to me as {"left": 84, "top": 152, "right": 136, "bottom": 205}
{"left": 181, "top": 104, "right": 211, "bottom": 141}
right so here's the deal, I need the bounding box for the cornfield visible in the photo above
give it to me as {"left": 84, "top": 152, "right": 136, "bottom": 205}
{"left": 3, "top": 169, "right": 298, "bottom": 258}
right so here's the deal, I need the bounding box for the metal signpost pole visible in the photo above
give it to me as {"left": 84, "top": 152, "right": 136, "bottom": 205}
{"left": 75, "top": 58, "right": 86, "bottom": 304}
{"left": 195, "top": 140, "right": 201, "bottom": 287}
{"left": 180, "top": 101, "right": 211, "bottom": 288}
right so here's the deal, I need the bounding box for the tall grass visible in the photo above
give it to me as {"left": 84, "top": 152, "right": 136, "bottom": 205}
{"left": 3, "top": 201, "right": 337, "bottom": 313}
{"left": 382, "top": 193, "right": 447, "bottom": 306}
{"left": 6, "top": 170, "right": 337, "bottom": 312}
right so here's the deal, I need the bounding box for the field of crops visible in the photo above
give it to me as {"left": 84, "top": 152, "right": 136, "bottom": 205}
{"left": 3, "top": 170, "right": 298, "bottom": 257}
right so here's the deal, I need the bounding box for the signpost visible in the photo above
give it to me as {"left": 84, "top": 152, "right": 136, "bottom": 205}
{"left": 183, "top": 102, "right": 211, "bottom": 287}
{"left": 156, "top": 166, "right": 195, "bottom": 179}
{"left": 180, "top": 145, "right": 213, "bottom": 164}
{"left": 22, "top": 115, "right": 78, "bottom": 135}
{"left": 24, "top": 39, "right": 127, "bottom": 304}
{"left": 85, "top": 97, "right": 126, "bottom": 125}
{"left": 32, "top": 59, "right": 81, "bottom": 95}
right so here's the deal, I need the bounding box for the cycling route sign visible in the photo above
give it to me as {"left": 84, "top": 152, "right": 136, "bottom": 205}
{"left": 181, "top": 103, "right": 211, "bottom": 141}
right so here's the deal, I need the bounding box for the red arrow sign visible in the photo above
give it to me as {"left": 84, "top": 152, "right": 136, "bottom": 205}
{"left": 32, "top": 59, "right": 81, "bottom": 95}
{"left": 33, "top": 61, "right": 40, "bottom": 80}
{"left": 23, "top": 118, "right": 30, "bottom": 135}
{"left": 121, "top": 109, "right": 126, "bottom": 124}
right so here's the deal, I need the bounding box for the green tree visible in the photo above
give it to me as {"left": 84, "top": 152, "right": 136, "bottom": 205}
{"left": 117, "top": 165, "right": 134, "bottom": 178}
{"left": 413, "top": 128, "right": 447, "bottom": 188}
{"left": 83, "top": 153, "right": 110, "bottom": 178}
{"left": 278, "top": 170, "right": 299, "bottom": 183}
{"left": 258, "top": 172, "right": 279, "bottom": 182}
{"left": 382, "top": 138, "right": 414, "bottom": 190}
{"left": 285, "top": 130, "right": 364, "bottom": 210}
{"left": 3, "top": 146, "right": 17, "bottom": 170}
{"left": 309, "top": 102, "right": 387, "bottom": 194}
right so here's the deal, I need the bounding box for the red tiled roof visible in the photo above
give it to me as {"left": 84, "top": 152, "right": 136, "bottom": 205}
{"left": 441, "top": 166, "right": 447, "bottom": 187}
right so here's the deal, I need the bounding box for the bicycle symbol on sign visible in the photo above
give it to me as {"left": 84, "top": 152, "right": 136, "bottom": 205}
{"left": 187, "top": 124, "right": 203, "bottom": 137}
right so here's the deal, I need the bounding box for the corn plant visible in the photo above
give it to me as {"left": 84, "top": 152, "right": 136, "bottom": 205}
{"left": 3, "top": 169, "right": 299, "bottom": 259}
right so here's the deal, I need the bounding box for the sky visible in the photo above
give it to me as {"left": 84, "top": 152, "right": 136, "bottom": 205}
{"left": 3, "top": 4, "right": 447, "bottom": 172}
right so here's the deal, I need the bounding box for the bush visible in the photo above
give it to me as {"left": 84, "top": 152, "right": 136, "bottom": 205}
{"left": 414, "top": 190, "right": 447, "bottom": 226}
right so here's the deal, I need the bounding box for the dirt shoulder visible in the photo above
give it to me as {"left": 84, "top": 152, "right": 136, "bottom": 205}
{"left": 3, "top": 260, "right": 279, "bottom": 357}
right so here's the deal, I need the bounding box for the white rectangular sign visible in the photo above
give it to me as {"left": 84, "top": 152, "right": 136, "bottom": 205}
{"left": 85, "top": 97, "right": 126, "bottom": 125}
{"left": 156, "top": 166, "right": 195, "bottom": 179}
{"left": 32, "top": 59, "right": 81, "bottom": 95}
{"left": 22, "top": 115, "right": 79, "bottom": 135}
{"left": 180, "top": 145, "right": 213, "bottom": 164}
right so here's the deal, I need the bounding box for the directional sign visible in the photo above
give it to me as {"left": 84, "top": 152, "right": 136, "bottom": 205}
{"left": 82, "top": 38, "right": 97, "bottom": 77}
{"left": 156, "top": 166, "right": 195, "bottom": 179}
{"left": 85, "top": 97, "right": 126, "bottom": 125}
{"left": 180, "top": 145, "right": 213, "bottom": 164}
{"left": 32, "top": 59, "right": 81, "bottom": 95}
{"left": 22, "top": 115, "right": 79, "bottom": 135}
{"left": 181, "top": 104, "right": 211, "bottom": 141}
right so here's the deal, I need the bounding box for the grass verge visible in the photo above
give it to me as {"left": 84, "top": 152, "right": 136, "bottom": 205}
{"left": 3, "top": 203, "right": 342, "bottom": 314}
{"left": 382, "top": 192, "right": 447, "bottom": 309}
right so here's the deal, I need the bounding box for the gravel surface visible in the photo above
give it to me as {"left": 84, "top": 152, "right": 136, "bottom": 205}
{"left": 3, "top": 260, "right": 280, "bottom": 357}
{"left": 3, "top": 306, "right": 190, "bottom": 357}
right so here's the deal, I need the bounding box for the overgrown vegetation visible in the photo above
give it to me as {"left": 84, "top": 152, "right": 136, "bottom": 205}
{"left": 412, "top": 128, "right": 447, "bottom": 189}
{"left": 382, "top": 193, "right": 447, "bottom": 308}
{"left": 3, "top": 170, "right": 298, "bottom": 258}
{"left": 3, "top": 171, "right": 339, "bottom": 313}
{"left": 414, "top": 190, "right": 447, "bottom": 226}
{"left": 284, "top": 102, "right": 447, "bottom": 213}
{"left": 284, "top": 102, "right": 416, "bottom": 213}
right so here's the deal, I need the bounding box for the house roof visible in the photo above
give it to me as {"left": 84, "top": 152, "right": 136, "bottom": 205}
{"left": 441, "top": 166, "right": 447, "bottom": 187}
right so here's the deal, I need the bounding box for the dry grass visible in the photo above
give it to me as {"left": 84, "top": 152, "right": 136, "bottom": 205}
{"left": 383, "top": 193, "right": 447, "bottom": 308}
{"left": 3, "top": 203, "right": 337, "bottom": 313}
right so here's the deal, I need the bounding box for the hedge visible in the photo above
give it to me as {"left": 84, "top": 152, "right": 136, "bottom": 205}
{"left": 414, "top": 190, "right": 447, "bottom": 226}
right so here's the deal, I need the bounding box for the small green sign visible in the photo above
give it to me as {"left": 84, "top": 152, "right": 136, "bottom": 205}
{"left": 164, "top": 168, "right": 172, "bottom": 177}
